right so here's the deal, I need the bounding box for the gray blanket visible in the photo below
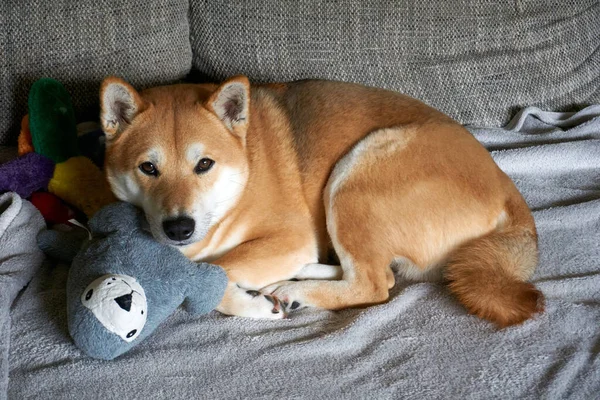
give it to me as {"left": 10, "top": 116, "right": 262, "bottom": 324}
{"left": 6, "top": 106, "right": 600, "bottom": 399}
{"left": 0, "top": 193, "right": 45, "bottom": 400}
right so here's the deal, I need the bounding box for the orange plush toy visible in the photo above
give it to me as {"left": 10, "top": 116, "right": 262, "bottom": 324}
{"left": 17, "top": 115, "right": 35, "bottom": 156}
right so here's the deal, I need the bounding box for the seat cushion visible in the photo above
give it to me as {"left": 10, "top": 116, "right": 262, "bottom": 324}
{"left": 0, "top": 0, "right": 192, "bottom": 145}
{"left": 189, "top": 0, "right": 600, "bottom": 126}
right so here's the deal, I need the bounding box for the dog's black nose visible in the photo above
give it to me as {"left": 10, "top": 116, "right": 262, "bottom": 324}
{"left": 162, "top": 217, "right": 195, "bottom": 241}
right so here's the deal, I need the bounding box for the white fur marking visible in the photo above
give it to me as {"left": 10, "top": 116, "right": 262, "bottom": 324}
{"left": 146, "top": 148, "right": 163, "bottom": 167}
{"left": 496, "top": 210, "right": 508, "bottom": 229}
{"left": 186, "top": 143, "right": 206, "bottom": 164}
{"left": 392, "top": 257, "right": 444, "bottom": 282}
{"left": 205, "top": 166, "right": 246, "bottom": 225}
{"left": 108, "top": 172, "right": 143, "bottom": 205}
{"left": 296, "top": 264, "right": 343, "bottom": 280}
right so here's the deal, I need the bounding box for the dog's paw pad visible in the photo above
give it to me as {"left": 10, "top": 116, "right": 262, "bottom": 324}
{"left": 264, "top": 294, "right": 280, "bottom": 314}
{"left": 265, "top": 294, "right": 289, "bottom": 316}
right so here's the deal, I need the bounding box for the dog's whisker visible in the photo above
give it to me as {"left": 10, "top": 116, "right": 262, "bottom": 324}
{"left": 215, "top": 195, "right": 241, "bottom": 205}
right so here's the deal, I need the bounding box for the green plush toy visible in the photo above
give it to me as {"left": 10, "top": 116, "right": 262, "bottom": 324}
{"left": 28, "top": 78, "right": 79, "bottom": 163}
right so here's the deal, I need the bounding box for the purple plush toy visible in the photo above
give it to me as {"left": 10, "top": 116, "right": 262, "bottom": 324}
{"left": 0, "top": 152, "right": 55, "bottom": 198}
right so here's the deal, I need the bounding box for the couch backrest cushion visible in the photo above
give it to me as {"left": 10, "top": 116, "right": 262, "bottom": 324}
{"left": 0, "top": 0, "right": 192, "bottom": 146}
{"left": 189, "top": 0, "right": 600, "bottom": 127}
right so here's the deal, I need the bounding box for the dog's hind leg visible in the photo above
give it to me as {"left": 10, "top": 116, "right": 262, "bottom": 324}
{"left": 264, "top": 129, "right": 412, "bottom": 310}
{"left": 263, "top": 188, "right": 394, "bottom": 311}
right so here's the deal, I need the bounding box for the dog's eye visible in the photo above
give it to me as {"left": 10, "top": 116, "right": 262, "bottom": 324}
{"left": 139, "top": 162, "right": 159, "bottom": 177}
{"left": 194, "top": 158, "right": 214, "bottom": 174}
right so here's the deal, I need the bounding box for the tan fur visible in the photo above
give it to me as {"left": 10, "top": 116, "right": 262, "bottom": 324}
{"left": 100, "top": 76, "right": 543, "bottom": 326}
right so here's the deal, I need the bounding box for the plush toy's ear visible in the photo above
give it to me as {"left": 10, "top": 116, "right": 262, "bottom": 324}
{"left": 205, "top": 76, "right": 250, "bottom": 140}
{"left": 88, "top": 202, "right": 145, "bottom": 236}
{"left": 37, "top": 229, "right": 87, "bottom": 263}
{"left": 100, "top": 77, "right": 145, "bottom": 140}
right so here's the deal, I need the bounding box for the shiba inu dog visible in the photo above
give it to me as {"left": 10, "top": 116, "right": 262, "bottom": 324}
{"left": 100, "top": 76, "right": 544, "bottom": 327}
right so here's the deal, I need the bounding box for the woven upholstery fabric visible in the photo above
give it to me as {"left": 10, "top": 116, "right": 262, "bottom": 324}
{"left": 0, "top": 0, "right": 192, "bottom": 146}
{"left": 190, "top": 0, "right": 600, "bottom": 126}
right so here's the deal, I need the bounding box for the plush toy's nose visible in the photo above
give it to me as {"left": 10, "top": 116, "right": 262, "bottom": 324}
{"left": 162, "top": 217, "right": 195, "bottom": 241}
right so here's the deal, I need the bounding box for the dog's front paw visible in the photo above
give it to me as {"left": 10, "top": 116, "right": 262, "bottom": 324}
{"left": 219, "top": 284, "right": 289, "bottom": 319}
{"left": 263, "top": 282, "right": 306, "bottom": 313}
{"left": 244, "top": 289, "right": 287, "bottom": 318}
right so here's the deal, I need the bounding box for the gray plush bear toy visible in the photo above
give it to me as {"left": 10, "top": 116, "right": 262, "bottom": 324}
{"left": 38, "top": 202, "right": 228, "bottom": 360}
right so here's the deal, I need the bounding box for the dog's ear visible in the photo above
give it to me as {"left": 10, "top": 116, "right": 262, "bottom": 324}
{"left": 205, "top": 76, "right": 250, "bottom": 139}
{"left": 100, "top": 77, "right": 145, "bottom": 140}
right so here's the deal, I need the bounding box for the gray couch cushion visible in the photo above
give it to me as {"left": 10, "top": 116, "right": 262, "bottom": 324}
{"left": 0, "top": 0, "right": 192, "bottom": 146}
{"left": 189, "top": 0, "right": 600, "bottom": 126}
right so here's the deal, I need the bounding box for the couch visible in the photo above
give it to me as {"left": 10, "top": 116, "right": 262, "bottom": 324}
{"left": 1, "top": 1, "right": 599, "bottom": 399}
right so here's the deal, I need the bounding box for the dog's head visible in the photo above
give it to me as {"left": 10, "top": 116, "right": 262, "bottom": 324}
{"left": 100, "top": 76, "right": 251, "bottom": 246}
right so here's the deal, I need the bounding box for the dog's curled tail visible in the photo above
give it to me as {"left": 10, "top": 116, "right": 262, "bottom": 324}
{"left": 445, "top": 198, "right": 544, "bottom": 328}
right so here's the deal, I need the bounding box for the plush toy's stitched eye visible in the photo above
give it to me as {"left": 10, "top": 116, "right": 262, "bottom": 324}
{"left": 139, "top": 162, "right": 159, "bottom": 176}
{"left": 127, "top": 329, "right": 137, "bottom": 338}
{"left": 194, "top": 158, "right": 214, "bottom": 174}
{"left": 85, "top": 289, "right": 93, "bottom": 301}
